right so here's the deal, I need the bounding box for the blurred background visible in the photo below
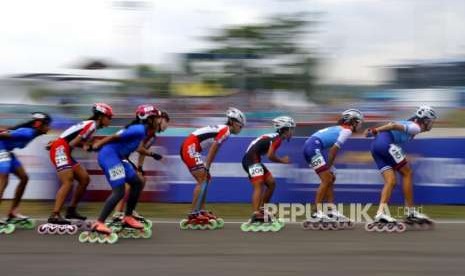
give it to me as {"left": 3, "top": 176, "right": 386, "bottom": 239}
{"left": 1, "top": 0, "right": 465, "bottom": 203}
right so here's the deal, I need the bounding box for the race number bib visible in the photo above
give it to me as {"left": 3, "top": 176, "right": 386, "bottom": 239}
{"left": 109, "top": 164, "right": 125, "bottom": 181}
{"left": 248, "top": 164, "right": 264, "bottom": 177}
{"left": 188, "top": 144, "right": 204, "bottom": 165}
{"left": 310, "top": 151, "right": 326, "bottom": 170}
{"left": 389, "top": 144, "right": 405, "bottom": 163}
{"left": 54, "top": 146, "right": 68, "bottom": 167}
{"left": 0, "top": 150, "right": 11, "bottom": 162}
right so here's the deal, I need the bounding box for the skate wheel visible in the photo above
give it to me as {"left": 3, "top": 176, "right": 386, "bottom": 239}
{"left": 142, "top": 228, "right": 152, "bottom": 239}
{"left": 386, "top": 223, "right": 397, "bottom": 233}
{"left": 207, "top": 219, "right": 218, "bottom": 230}
{"left": 320, "top": 222, "right": 330, "bottom": 230}
{"left": 78, "top": 232, "right": 90, "bottom": 243}
{"left": 240, "top": 223, "right": 250, "bottom": 232}
{"left": 269, "top": 223, "right": 281, "bottom": 232}
{"left": 120, "top": 230, "right": 131, "bottom": 239}
{"left": 67, "top": 225, "right": 78, "bottom": 235}
{"left": 179, "top": 219, "right": 189, "bottom": 230}
{"left": 57, "top": 226, "right": 68, "bottom": 235}
{"left": 364, "top": 223, "right": 376, "bottom": 232}
{"left": 98, "top": 235, "right": 108, "bottom": 244}
{"left": 37, "top": 224, "right": 49, "bottom": 235}
{"left": 395, "top": 223, "right": 407, "bottom": 233}
{"left": 302, "top": 220, "right": 311, "bottom": 230}
{"left": 143, "top": 220, "right": 153, "bottom": 229}
{"left": 374, "top": 223, "right": 385, "bottom": 232}
{"left": 48, "top": 226, "right": 58, "bottom": 234}
{"left": 88, "top": 233, "right": 99, "bottom": 243}
{"left": 329, "top": 222, "right": 338, "bottom": 230}
{"left": 215, "top": 218, "right": 225, "bottom": 228}
{"left": 251, "top": 224, "right": 260, "bottom": 232}
{"left": 107, "top": 233, "right": 118, "bottom": 244}
{"left": 1, "top": 224, "right": 15, "bottom": 234}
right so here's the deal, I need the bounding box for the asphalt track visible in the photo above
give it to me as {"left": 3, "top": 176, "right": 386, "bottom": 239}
{"left": 1, "top": 221, "right": 464, "bottom": 276}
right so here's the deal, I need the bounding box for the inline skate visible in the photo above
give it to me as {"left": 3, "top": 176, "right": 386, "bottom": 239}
{"left": 365, "top": 213, "right": 406, "bottom": 233}
{"left": 37, "top": 213, "right": 78, "bottom": 235}
{"left": 6, "top": 213, "right": 35, "bottom": 230}
{"left": 179, "top": 212, "right": 220, "bottom": 230}
{"left": 79, "top": 221, "right": 118, "bottom": 244}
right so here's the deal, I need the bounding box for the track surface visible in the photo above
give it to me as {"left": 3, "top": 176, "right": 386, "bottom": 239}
{"left": 1, "top": 222, "right": 464, "bottom": 276}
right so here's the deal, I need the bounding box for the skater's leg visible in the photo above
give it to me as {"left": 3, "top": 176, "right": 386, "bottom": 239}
{"left": 125, "top": 176, "right": 144, "bottom": 216}
{"left": 9, "top": 166, "right": 29, "bottom": 215}
{"left": 52, "top": 168, "right": 74, "bottom": 215}
{"left": 115, "top": 184, "right": 130, "bottom": 213}
{"left": 324, "top": 172, "right": 336, "bottom": 205}
{"left": 0, "top": 174, "right": 9, "bottom": 207}
{"left": 251, "top": 179, "right": 263, "bottom": 212}
{"left": 69, "top": 164, "right": 90, "bottom": 209}
{"left": 97, "top": 185, "right": 125, "bottom": 222}
{"left": 262, "top": 174, "right": 276, "bottom": 206}
{"left": 398, "top": 165, "right": 414, "bottom": 208}
{"left": 376, "top": 169, "right": 397, "bottom": 214}
{"left": 190, "top": 168, "right": 209, "bottom": 212}
{"left": 314, "top": 170, "right": 335, "bottom": 212}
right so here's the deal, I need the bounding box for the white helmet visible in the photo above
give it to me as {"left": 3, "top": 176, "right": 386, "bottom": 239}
{"left": 226, "top": 107, "right": 246, "bottom": 126}
{"left": 341, "top": 109, "right": 363, "bottom": 123}
{"left": 415, "top": 105, "right": 437, "bottom": 120}
{"left": 272, "top": 116, "right": 296, "bottom": 130}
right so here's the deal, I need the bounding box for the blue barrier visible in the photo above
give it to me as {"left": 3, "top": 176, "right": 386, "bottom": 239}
{"left": 160, "top": 136, "right": 465, "bottom": 204}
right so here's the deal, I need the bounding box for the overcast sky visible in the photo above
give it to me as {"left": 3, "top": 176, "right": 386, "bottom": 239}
{"left": 1, "top": 0, "right": 464, "bottom": 84}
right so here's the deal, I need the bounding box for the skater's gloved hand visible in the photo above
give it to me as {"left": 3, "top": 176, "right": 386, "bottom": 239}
{"left": 364, "top": 128, "right": 378, "bottom": 138}
{"left": 149, "top": 152, "right": 163, "bottom": 160}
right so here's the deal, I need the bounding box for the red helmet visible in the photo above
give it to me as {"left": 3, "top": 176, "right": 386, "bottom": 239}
{"left": 136, "top": 104, "right": 161, "bottom": 120}
{"left": 92, "top": 103, "right": 113, "bottom": 117}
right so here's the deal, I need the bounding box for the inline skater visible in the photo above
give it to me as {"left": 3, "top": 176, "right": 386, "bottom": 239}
{"left": 179, "top": 107, "right": 245, "bottom": 230}
{"left": 0, "top": 112, "right": 51, "bottom": 234}
{"left": 109, "top": 105, "right": 169, "bottom": 230}
{"left": 364, "top": 105, "right": 437, "bottom": 232}
{"left": 240, "top": 116, "right": 295, "bottom": 232}
{"left": 302, "top": 109, "right": 363, "bottom": 230}
{"left": 79, "top": 104, "right": 168, "bottom": 243}
{"left": 38, "top": 103, "right": 113, "bottom": 235}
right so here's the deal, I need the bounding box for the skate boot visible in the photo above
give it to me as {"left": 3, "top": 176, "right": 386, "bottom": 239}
{"left": 199, "top": 210, "right": 224, "bottom": 229}
{"left": 37, "top": 213, "right": 78, "bottom": 235}
{"left": 79, "top": 221, "right": 118, "bottom": 244}
{"left": 0, "top": 219, "right": 15, "bottom": 234}
{"left": 6, "top": 213, "right": 35, "bottom": 229}
{"left": 365, "top": 213, "right": 406, "bottom": 233}
{"left": 106, "top": 211, "right": 124, "bottom": 230}
{"left": 326, "top": 210, "right": 354, "bottom": 230}
{"left": 403, "top": 210, "right": 434, "bottom": 230}
{"left": 115, "top": 216, "right": 152, "bottom": 239}
{"left": 65, "top": 207, "right": 91, "bottom": 230}
{"left": 302, "top": 211, "right": 338, "bottom": 230}
{"left": 132, "top": 210, "right": 153, "bottom": 230}
{"left": 241, "top": 211, "right": 284, "bottom": 232}
{"left": 179, "top": 211, "right": 219, "bottom": 230}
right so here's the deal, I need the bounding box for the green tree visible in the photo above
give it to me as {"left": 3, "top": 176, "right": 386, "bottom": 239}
{"left": 193, "top": 12, "right": 318, "bottom": 96}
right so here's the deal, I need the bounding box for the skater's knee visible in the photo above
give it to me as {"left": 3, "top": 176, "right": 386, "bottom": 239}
{"left": 80, "top": 175, "right": 90, "bottom": 186}
{"left": 399, "top": 166, "right": 413, "bottom": 177}
{"left": 19, "top": 174, "right": 29, "bottom": 185}
{"left": 385, "top": 179, "right": 396, "bottom": 188}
